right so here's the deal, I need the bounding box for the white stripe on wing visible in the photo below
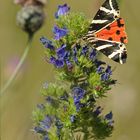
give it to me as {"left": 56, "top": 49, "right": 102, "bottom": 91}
{"left": 92, "top": 19, "right": 108, "bottom": 24}
{"left": 96, "top": 44, "right": 112, "bottom": 50}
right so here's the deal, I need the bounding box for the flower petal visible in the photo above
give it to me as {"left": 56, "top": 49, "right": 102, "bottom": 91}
{"left": 55, "top": 4, "right": 70, "bottom": 18}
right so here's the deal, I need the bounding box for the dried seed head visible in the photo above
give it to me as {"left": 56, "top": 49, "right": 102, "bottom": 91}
{"left": 16, "top": 5, "right": 45, "bottom": 36}
{"left": 14, "top": 0, "right": 46, "bottom": 7}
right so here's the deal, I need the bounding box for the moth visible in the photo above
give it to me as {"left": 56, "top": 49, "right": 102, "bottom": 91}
{"left": 85, "top": 0, "right": 128, "bottom": 64}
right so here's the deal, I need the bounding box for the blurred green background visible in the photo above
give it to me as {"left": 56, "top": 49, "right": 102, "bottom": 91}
{"left": 1, "top": 0, "right": 140, "bottom": 140}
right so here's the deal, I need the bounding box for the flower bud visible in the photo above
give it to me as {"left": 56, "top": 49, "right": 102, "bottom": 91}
{"left": 16, "top": 5, "right": 45, "bottom": 36}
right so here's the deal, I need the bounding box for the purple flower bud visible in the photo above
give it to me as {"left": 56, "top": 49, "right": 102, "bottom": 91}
{"left": 93, "top": 106, "right": 103, "bottom": 116}
{"left": 105, "top": 111, "right": 113, "bottom": 120}
{"left": 95, "top": 60, "right": 106, "bottom": 67}
{"left": 53, "top": 25, "right": 68, "bottom": 40}
{"left": 56, "top": 44, "right": 67, "bottom": 59}
{"left": 105, "top": 65, "right": 112, "bottom": 75}
{"left": 72, "top": 87, "right": 85, "bottom": 111}
{"left": 81, "top": 45, "right": 88, "bottom": 56}
{"left": 72, "top": 87, "right": 85, "bottom": 102}
{"left": 49, "top": 56, "right": 65, "bottom": 68}
{"left": 40, "top": 37, "right": 55, "bottom": 50}
{"left": 73, "top": 56, "right": 78, "bottom": 64}
{"left": 101, "top": 65, "right": 112, "bottom": 81}
{"left": 34, "top": 126, "right": 45, "bottom": 134}
{"left": 72, "top": 46, "right": 79, "bottom": 64}
{"left": 101, "top": 73, "right": 109, "bottom": 81}
{"left": 43, "top": 135, "right": 50, "bottom": 140}
{"left": 55, "top": 4, "right": 70, "bottom": 18}
{"left": 40, "top": 115, "right": 53, "bottom": 130}
{"left": 72, "top": 47, "right": 77, "bottom": 56}
{"left": 64, "top": 51, "right": 70, "bottom": 61}
{"left": 89, "top": 48, "right": 96, "bottom": 60}
{"left": 97, "top": 66, "right": 104, "bottom": 74}
{"left": 55, "top": 59, "right": 64, "bottom": 68}
{"left": 49, "top": 56, "right": 56, "bottom": 64}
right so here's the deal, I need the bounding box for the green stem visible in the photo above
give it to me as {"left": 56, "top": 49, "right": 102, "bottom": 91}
{"left": 0, "top": 35, "right": 33, "bottom": 95}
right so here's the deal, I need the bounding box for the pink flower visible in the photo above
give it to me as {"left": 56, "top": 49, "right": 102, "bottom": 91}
{"left": 4, "top": 56, "right": 27, "bottom": 80}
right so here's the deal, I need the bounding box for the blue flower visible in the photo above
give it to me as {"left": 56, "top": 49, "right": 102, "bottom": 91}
{"left": 53, "top": 44, "right": 71, "bottom": 68}
{"left": 49, "top": 56, "right": 64, "bottom": 68}
{"left": 53, "top": 25, "right": 68, "bottom": 40}
{"left": 55, "top": 4, "right": 70, "bottom": 18}
{"left": 97, "top": 66, "right": 103, "bottom": 74}
{"left": 40, "top": 37, "right": 54, "bottom": 50}
{"left": 101, "top": 65, "right": 112, "bottom": 81}
{"left": 55, "top": 59, "right": 65, "bottom": 68}
{"left": 43, "top": 135, "right": 50, "bottom": 140}
{"left": 72, "top": 87, "right": 85, "bottom": 103}
{"left": 93, "top": 106, "right": 102, "bottom": 116}
{"left": 81, "top": 45, "right": 88, "bottom": 56}
{"left": 105, "top": 65, "right": 112, "bottom": 75}
{"left": 97, "top": 66, "right": 104, "bottom": 74}
{"left": 72, "top": 46, "right": 79, "bottom": 64}
{"left": 49, "top": 56, "right": 56, "bottom": 64}
{"left": 105, "top": 111, "right": 113, "bottom": 120}
{"left": 40, "top": 115, "right": 53, "bottom": 130}
{"left": 105, "top": 112, "right": 114, "bottom": 127}
{"left": 72, "top": 47, "right": 77, "bottom": 56}
{"left": 34, "top": 126, "right": 45, "bottom": 134}
{"left": 72, "top": 87, "right": 85, "bottom": 110}
{"left": 56, "top": 44, "right": 67, "bottom": 59}
{"left": 73, "top": 56, "right": 78, "bottom": 64}
{"left": 89, "top": 48, "right": 96, "bottom": 60}
{"left": 101, "top": 73, "right": 109, "bottom": 81}
{"left": 64, "top": 51, "right": 70, "bottom": 61}
{"left": 95, "top": 60, "right": 106, "bottom": 67}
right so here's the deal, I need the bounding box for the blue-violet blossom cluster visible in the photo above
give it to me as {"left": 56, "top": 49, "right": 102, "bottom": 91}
{"left": 33, "top": 3, "right": 116, "bottom": 140}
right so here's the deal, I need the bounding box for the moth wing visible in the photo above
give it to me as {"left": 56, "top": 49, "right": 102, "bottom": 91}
{"left": 93, "top": 39, "right": 127, "bottom": 64}
{"left": 89, "top": 0, "right": 120, "bottom": 33}
{"left": 95, "top": 18, "right": 128, "bottom": 44}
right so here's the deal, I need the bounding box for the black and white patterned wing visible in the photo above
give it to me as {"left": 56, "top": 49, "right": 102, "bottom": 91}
{"left": 89, "top": 0, "right": 120, "bottom": 33}
{"left": 93, "top": 40, "right": 127, "bottom": 64}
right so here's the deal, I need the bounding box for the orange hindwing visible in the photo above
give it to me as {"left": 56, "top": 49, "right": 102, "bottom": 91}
{"left": 95, "top": 18, "right": 128, "bottom": 44}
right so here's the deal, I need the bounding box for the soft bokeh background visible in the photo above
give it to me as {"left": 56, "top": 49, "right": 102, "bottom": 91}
{"left": 0, "top": 0, "right": 140, "bottom": 140}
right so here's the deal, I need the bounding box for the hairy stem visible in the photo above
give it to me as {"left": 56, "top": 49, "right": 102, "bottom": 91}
{"left": 0, "top": 35, "right": 33, "bottom": 95}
